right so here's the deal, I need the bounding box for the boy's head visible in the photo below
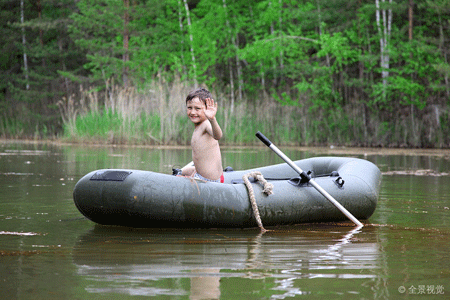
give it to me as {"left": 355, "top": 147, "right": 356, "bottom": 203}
{"left": 186, "top": 88, "right": 212, "bottom": 106}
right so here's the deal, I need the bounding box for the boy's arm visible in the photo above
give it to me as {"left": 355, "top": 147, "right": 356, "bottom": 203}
{"left": 204, "top": 98, "right": 223, "bottom": 140}
{"left": 208, "top": 117, "right": 222, "bottom": 140}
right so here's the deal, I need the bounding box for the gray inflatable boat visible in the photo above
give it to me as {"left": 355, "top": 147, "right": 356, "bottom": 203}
{"left": 73, "top": 157, "right": 381, "bottom": 228}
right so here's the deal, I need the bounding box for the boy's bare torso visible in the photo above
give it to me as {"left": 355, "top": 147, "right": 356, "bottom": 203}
{"left": 191, "top": 120, "right": 223, "bottom": 181}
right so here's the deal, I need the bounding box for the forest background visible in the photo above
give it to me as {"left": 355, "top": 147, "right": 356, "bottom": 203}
{"left": 1, "top": 0, "right": 450, "bottom": 147}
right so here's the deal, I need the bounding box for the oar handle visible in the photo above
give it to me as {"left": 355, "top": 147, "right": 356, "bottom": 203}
{"left": 256, "top": 131, "right": 311, "bottom": 182}
{"left": 256, "top": 131, "right": 272, "bottom": 147}
{"left": 255, "top": 131, "right": 363, "bottom": 227}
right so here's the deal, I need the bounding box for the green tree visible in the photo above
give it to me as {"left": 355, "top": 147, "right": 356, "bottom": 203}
{"left": 0, "top": 0, "right": 79, "bottom": 137}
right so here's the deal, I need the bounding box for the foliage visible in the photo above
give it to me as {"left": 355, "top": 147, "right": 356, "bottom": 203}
{"left": 0, "top": 0, "right": 450, "bottom": 147}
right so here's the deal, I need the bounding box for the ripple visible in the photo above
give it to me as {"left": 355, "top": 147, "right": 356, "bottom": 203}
{"left": 0, "top": 231, "right": 41, "bottom": 236}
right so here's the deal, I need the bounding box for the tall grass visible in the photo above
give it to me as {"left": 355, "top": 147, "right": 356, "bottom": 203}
{"left": 57, "top": 78, "right": 450, "bottom": 147}
{"left": 58, "top": 80, "right": 310, "bottom": 145}
{"left": 58, "top": 77, "right": 192, "bottom": 145}
{"left": 0, "top": 116, "right": 25, "bottom": 138}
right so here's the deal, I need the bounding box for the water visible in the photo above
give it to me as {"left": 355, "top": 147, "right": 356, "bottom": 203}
{"left": 0, "top": 142, "right": 449, "bottom": 299}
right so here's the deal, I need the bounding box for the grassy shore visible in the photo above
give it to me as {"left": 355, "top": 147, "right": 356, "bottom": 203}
{"left": 10, "top": 80, "right": 442, "bottom": 148}
{"left": 55, "top": 81, "right": 367, "bottom": 147}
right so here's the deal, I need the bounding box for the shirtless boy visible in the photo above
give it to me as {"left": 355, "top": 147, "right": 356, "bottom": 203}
{"left": 181, "top": 88, "right": 224, "bottom": 183}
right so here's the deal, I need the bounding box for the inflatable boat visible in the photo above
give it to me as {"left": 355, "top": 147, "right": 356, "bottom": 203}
{"left": 73, "top": 156, "right": 381, "bottom": 228}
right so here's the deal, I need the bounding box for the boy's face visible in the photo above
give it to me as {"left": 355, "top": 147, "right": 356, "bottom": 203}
{"left": 186, "top": 97, "right": 207, "bottom": 124}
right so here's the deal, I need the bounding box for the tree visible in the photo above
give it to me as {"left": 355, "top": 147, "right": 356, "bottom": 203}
{"left": 70, "top": 0, "right": 130, "bottom": 84}
{"left": 375, "top": 0, "right": 392, "bottom": 101}
{"left": 0, "top": 0, "right": 79, "bottom": 137}
{"left": 424, "top": 0, "right": 450, "bottom": 99}
{"left": 20, "top": 0, "right": 29, "bottom": 90}
{"left": 183, "top": 0, "right": 198, "bottom": 85}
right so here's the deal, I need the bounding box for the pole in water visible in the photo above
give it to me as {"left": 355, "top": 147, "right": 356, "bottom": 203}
{"left": 255, "top": 131, "right": 363, "bottom": 227}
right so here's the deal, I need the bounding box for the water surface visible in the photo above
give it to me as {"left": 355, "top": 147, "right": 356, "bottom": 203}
{"left": 0, "top": 142, "right": 449, "bottom": 299}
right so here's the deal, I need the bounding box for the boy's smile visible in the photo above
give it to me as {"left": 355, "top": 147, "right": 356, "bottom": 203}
{"left": 186, "top": 97, "right": 207, "bottom": 124}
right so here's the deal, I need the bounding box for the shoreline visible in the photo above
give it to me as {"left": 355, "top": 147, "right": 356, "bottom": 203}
{"left": 2, "top": 138, "right": 450, "bottom": 158}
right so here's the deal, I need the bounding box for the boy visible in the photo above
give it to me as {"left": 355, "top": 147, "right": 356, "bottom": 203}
{"left": 181, "top": 88, "right": 224, "bottom": 183}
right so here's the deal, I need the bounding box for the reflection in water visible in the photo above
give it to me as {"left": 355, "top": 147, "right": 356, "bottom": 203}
{"left": 72, "top": 225, "right": 386, "bottom": 298}
{"left": 2, "top": 143, "right": 449, "bottom": 299}
{"left": 190, "top": 269, "right": 220, "bottom": 300}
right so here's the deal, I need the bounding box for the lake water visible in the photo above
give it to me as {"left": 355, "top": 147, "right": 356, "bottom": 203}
{"left": 0, "top": 141, "right": 449, "bottom": 299}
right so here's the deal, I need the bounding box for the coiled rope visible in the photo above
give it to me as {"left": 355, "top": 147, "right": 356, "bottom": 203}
{"left": 242, "top": 171, "right": 274, "bottom": 232}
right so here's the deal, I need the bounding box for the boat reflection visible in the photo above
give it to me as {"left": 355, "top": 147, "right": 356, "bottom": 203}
{"left": 72, "top": 224, "right": 387, "bottom": 298}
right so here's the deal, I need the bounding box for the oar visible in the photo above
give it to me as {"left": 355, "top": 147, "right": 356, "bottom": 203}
{"left": 255, "top": 131, "right": 363, "bottom": 227}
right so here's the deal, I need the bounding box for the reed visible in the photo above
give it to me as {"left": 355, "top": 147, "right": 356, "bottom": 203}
{"left": 58, "top": 79, "right": 450, "bottom": 147}
{"left": 58, "top": 77, "right": 193, "bottom": 145}
{"left": 0, "top": 116, "right": 25, "bottom": 138}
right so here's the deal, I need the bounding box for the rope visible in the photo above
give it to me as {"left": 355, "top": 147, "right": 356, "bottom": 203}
{"left": 242, "top": 171, "right": 274, "bottom": 233}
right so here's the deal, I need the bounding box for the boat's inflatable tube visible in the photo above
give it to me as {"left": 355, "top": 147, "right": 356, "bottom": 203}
{"left": 73, "top": 157, "right": 381, "bottom": 228}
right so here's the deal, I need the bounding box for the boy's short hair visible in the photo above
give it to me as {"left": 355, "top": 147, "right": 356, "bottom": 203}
{"left": 186, "top": 88, "right": 213, "bottom": 105}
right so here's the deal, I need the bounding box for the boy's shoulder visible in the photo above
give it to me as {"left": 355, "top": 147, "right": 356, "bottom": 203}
{"left": 194, "top": 119, "right": 214, "bottom": 136}
{"left": 195, "top": 118, "right": 211, "bottom": 129}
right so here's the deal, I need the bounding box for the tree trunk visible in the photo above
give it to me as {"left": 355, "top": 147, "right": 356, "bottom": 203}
{"left": 222, "top": 0, "right": 235, "bottom": 113}
{"left": 408, "top": 0, "right": 416, "bottom": 143}
{"left": 235, "top": 32, "right": 243, "bottom": 103}
{"left": 408, "top": 0, "right": 413, "bottom": 40}
{"left": 375, "top": 0, "right": 392, "bottom": 100}
{"left": 123, "top": 0, "right": 130, "bottom": 87}
{"left": 183, "top": 0, "right": 197, "bottom": 86}
{"left": 437, "top": 12, "right": 449, "bottom": 98}
{"left": 229, "top": 63, "right": 235, "bottom": 111}
{"left": 37, "top": 0, "right": 45, "bottom": 68}
{"left": 269, "top": 1, "right": 277, "bottom": 87}
{"left": 278, "top": 0, "right": 284, "bottom": 71}
{"left": 317, "top": 0, "right": 330, "bottom": 68}
{"left": 177, "top": 0, "right": 187, "bottom": 78}
{"left": 20, "top": 0, "right": 29, "bottom": 90}
{"left": 58, "top": 37, "right": 69, "bottom": 95}
{"left": 357, "top": 0, "right": 368, "bottom": 140}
